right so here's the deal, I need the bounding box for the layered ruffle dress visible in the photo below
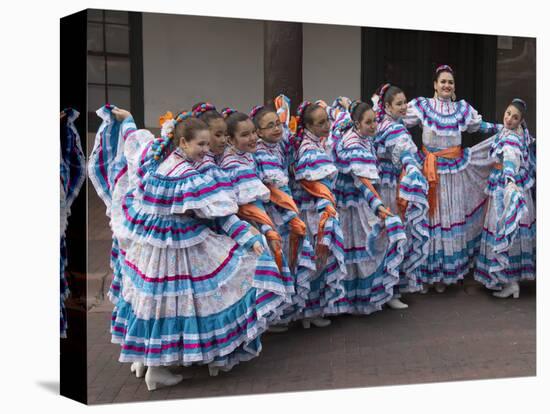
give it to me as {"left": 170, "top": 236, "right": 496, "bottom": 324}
{"left": 219, "top": 147, "right": 296, "bottom": 321}
{"left": 328, "top": 127, "right": 407, "bottom": 314}
{"left": 88, "top": 107, "right": 149, "bottom": 340}
{"left": 60, "top": 108, "right": 85, "bottom": 338}
{"left": 254, "top": 136, "right": 316, "bottom": 322}
{"left": 474, "top": 128, "right": 536, "bottom": 288}
{"left": 105, "top": 131, "right": 291, "bottom": 371}
{"left": 374, "top": 115, "right": 429, "bottom": 292}
{"left": 402, "top": 97, "right": 499, "bottom": 285}
{"left": 291, "top": 129, "right": 347, "bottom": 317}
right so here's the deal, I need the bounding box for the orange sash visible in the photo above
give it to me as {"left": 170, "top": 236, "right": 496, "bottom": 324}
{"left": 237, "top": 204, "right": 283, "bottom": 271}
{"left": 299, "top": 180, "right": 337, "bottom": 258}
{"left": 267, "top": 184, "right": 306, "bottom": 270}
{"left": 422, "top": 145, "right": 463, "bottom": 217}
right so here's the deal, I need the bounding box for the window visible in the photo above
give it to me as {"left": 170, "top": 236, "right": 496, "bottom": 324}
{"left": 87, "top": 9, "right": 143, "bottom": 131}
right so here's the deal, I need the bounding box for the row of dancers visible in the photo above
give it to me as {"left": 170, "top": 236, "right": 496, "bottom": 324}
{"left": 60, "top": 64, "right": 535, "bottom": 391}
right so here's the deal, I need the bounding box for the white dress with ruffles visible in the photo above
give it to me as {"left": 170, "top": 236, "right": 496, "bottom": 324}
{"left": 474, "top": 128, "right": 536, "bottom": 288}
{"left": 109, "top": 135, "right": 292, "bottom": 371}
{"left": 402, "top": 96, "right": 498, "bottom": 285}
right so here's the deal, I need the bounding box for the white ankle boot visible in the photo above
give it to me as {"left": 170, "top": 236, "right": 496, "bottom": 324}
{"left": 267, "top": 324, "right": 289, "bottom": 333}
{"left": 387, "top": 298, "right": 409, "bottom": 309}
{"left": 144, "top": 366, "right": 184, "bottom": 391}
{"left": 434, "top": 282, "right": 446, "bottom": 293}
{"left": 208, "top": 365, "right": 220, "bottom": 377}
{"left": 302, "top": 317, "right": 331, "bottom": 329}
{"left": 493, "top": 282, "right": 520, "bottom": 299}
{"left": 130, "top": 361, "right": 146, "bottom": 378}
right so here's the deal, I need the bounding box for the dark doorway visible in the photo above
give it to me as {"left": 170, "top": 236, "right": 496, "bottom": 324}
{"left": 361, "top": 27, "right": 498, "bottom": 147}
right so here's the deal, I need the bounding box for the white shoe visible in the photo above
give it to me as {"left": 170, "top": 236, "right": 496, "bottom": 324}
{"left": 302, "top": 317, "right": 331, "bottom": 329}
{"left": 420, "top": 285, "right": 429, "bottom": 294}
{"left": 130, "top": 361, "right": 146, "bottom": 378}
{"left": 267, "top": 325, "right": 289, "bottom": 333}
{"left": 144, "top": 366, "right": 184, "bottom": 391}
{"left": 493, "top": 282, "right": 520, "bottom": 299}
{"left": 387, "top": 298, "right": 409, "bottom": 309}
{"left": 208, "top": 366, "right": 220, "bottom": 377}
{"left": 434, "top": 282, "right": 446, "bottom": 293}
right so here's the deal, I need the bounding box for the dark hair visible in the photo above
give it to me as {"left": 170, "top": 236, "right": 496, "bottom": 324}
{"left": 174, "top": 116, "right": 209, "bottom": 143}
{"left": 350, "top": 101, "right": 373, "bottom": 124}
{"left": 225, "top": 111, "right": 250, "bottom": 137}
{"left": 433, "top": 64, "right": 455, "bottom": 82}
{"left": 509, "top": 98, "right": 527, "bottom": 121}
{"left": 301, "top": 103, "right": 323, "bottom": 130}
{"left": 382, "top": 85, "right": 404, "bottom": 106}
{"left": 191, "top": 101, "right": 224, "bottom": 127}
{"left": 293, "top": 101, "right": 324, "bottom": 151}
{"left": 251, "top": 105, "right": 276, "bottom": 129}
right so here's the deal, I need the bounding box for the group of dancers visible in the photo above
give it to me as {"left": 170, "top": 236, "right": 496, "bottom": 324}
{"left": 60, "top": 64, "right": 536, "bottom": 391}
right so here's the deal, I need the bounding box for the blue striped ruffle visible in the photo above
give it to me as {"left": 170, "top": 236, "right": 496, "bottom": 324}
{"left": 193, "top": 157, "right": 237, "bottom": 197}
{"left": 334, "top": 173, "right": 370, "bottom": 208}
{"left": 325, "top": 259, "right": 395, "bottom": 315}
{"left": 399, "top": 166, "right": 430, "bottom": 280}
{"left": 486, "top": 166, "right": 534, "bottom": 195}
{"left": 493, "top": 186, "right": 529, "bottom": 256}
{"left": 409, "top": 97, "right": 480, "bottom": 136}
{"left": 378, "top": 159, "right": 399, "bottom": 187}
{"left": 88, "top": 106, "right": 131, "bottom": 212}
{"left": 107, "top": 239, "right": 125, "bottom": 305}
{"left": 294, "top": 148, "right": 338, "bottom": 182}
{"left": 215, "top": 215, "right": 261, "bottom": 250}
{"left": 334, "top": 131, "right": 379, "bottom": 179}
{"left": 254, "top": 149, "right": 288, "bottom": 187}
{"left": 298, "top": 254, "right": 346, "bottom": 319}
{"left": 219, "top": 159, "right": 270, "bottom": 205}
{"left": 416, "top": 234, "right": 481, "bottom": 285}
{"left": 135, "top": 161, "right": 238, "bottom": 217}
{"left": 374, "top": 122, "right": 409, "bottom": 155}
{"left": 368, "top": 215, "right": 407, "bottom": 287}
{"left": 490, "top": 130, "right": 526, "bottom": 160}
{"left": 294, "top": 206, "right": 347, "bottom": 318}
{"left": 120, "top": 194, "right": 211, "bottom": 248}
{"left": 111, "top": 285, "right": 286, "bottom": 368}
{"left": 474, "top": 221, "right": 535, "bottom": 288}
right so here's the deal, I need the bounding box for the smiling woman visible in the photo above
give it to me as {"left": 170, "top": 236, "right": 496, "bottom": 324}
{"left": 371, "top": 83, "right": 429, "bottom": 305}
{"left": 402, "top": 64, "right": 501, "bottom": 292}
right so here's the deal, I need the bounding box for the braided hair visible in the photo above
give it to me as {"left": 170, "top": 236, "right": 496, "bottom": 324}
{"left": 192, "top": 101, "right": 223, "bottom": 127}
{"left": 221, "top": 107, "right": 250, "bottom": 138}
{"left": 154, "top": 110, "right": 207, "bottom": 160}
{"left": 372, "top": 83, "right": 404, "bottom": 121}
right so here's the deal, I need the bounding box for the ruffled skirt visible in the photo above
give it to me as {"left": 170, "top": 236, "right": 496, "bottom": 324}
{"left": 377, "top": 163, "right": 429, "bottom": 294}
{"left": 293, "top": 208, "right": 347, "bottom": 318}
{"left": 415, "top": 138, "right": 494, "bottom": 284}
{"left": 111, "top": 230, "right": 291, "bottom": 371}
{"left": 265, "top": 203, "right": 316, "bottom": 323}
{"left": 325, "top": 204, "right": 405, "bottom": 315}
{"left": 474, "top": 185, "right": 535, "bottom": 288}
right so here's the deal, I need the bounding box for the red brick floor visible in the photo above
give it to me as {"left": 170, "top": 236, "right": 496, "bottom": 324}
{"left": 82, "top": 187, "right": 536, "bottom": 405}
